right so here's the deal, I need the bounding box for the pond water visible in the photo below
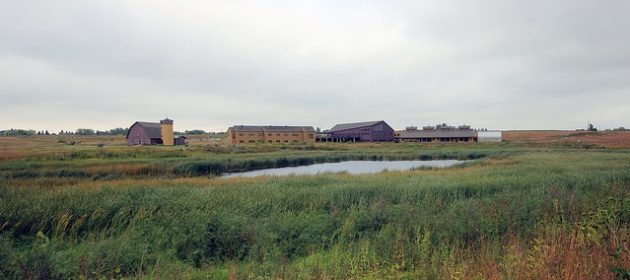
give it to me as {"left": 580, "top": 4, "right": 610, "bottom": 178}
{"left": 223, "top": 160, "right": 466, "bottom": 178}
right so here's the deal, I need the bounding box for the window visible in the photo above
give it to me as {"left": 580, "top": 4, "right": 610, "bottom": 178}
{"left": 239, "top": 133, "right": 244, "bottom": 136}
{"left": 292, "top": 133, "right": 299, "bottom": 137}
{"left": 308, "top": 134, "right": 314, "bottom": 138}
{"left": 284, "top": 133, "right": 288, "bottom": 136}
{"left": 248, "top": 133, "right": 254, "bottom": 136}
{"left": 268, "top": 133, "right": 273, "bottom": 136}
{"left": 276, "top": 133, "right": 281, "bottom": 136}
{"left": 284, "top": 140, "right": 289, "bottom": 143}
{"left": 276, "top": 140, "right": 280, "bottom": 143}
{"left": 248, "top": 140, "right": 255, "bottom": 143}
{"left": 293, "top": 140, "right": 299, "bottom": 143}
{"left": 268, "top": 140, "right": 273, "bottom": 143}
{"left": 239, "top": 140, "right": 244, "bottom": 143}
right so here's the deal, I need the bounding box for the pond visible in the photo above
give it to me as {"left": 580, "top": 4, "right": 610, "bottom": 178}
{"left": 223, "top": 160, "right": 467, "bottom": 178}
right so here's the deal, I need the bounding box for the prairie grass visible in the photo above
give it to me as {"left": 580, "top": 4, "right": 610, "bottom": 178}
{"left": 0, "top": 137, "right": 629, "bottom": 279}
{"left": 1, "top": 137, "right": 509, "bottom": 179}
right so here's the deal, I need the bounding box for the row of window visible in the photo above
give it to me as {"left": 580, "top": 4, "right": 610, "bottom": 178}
{"left": 239, "top": 140, "right": 303, "bottom": 143}
{"left": 236, "top": 133, "right": 315, "bottom": 137}
{"left": 268, "top": 140, "right": 301, "bottom": 143}
{"left": 339, "top": 132, "right": 369, "bottom": 136}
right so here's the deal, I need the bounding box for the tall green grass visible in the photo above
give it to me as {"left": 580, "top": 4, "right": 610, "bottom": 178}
{"left": 1, "top": 146, "right": 501, "bottom": 179}
{"left": 1, "top": 150, "right": 629, "bottom": 279}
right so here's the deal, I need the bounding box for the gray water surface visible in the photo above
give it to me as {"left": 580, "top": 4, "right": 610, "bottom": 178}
{"left": 223, "top": 160, "right": 466, "bottom": 178}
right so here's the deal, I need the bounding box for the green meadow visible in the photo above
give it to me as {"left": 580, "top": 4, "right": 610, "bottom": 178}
{"left": 1, "top": 137, "right": 629, "bottom": 279}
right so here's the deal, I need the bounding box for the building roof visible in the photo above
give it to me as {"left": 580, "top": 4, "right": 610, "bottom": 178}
{"left": 396, "top": 129, "right": 477, "bottom": 139}
{"left": 329, "top": 121, "right": 384, "bottom": 132}
{"left": 229, "top": 125, "right": 316, "bottom": 133}
{"left": 129, "top": 121, "right": 162, "bottom": 138}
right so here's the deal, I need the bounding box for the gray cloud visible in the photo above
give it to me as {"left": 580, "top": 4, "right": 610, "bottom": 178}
{"left": 1, "top": 0, "right": 629, "bottom": 132}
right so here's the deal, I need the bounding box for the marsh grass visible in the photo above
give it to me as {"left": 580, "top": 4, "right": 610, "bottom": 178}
{"left": 1, "top": 139, "right": 506, "bottom": 179}
{"left": 1, "top": 138, "right": 629, "bottom": 279}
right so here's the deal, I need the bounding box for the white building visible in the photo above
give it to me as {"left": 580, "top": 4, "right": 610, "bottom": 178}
{"left": 478, "top": 130, "right": 502, "bottom": 142}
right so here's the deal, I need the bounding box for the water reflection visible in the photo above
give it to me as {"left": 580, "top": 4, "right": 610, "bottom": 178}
{"left": 223, "top": 160, "right": 466, "bottom": 178}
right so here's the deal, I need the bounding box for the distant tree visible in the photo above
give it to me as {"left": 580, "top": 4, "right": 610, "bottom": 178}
{"left": 587, "top": 123, "right": 598, "bottom": 132}
{"left": 316, "top": 127, "right": 321, "bottom": 133}
{"left": 108, "top": 127, "right": 129, "bottom": 135}
{"left": 2, "top": 129, "right": 35, "bottom": 136}
{"left": 75, "top": 128, "right": 95, "bottom": 135}
{"left": 45, "top": 130, "right": 50, "bottom": 135}
{"left": 184, "top": 130, "right": 206, "bottom": 135}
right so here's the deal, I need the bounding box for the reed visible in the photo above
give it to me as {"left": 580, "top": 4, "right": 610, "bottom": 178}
{"left": 0, "top": 138, "right": 629, "bottom": 279}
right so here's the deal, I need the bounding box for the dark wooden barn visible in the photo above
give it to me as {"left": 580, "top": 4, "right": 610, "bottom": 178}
{"left": 320, "top": 120, "right": 395, "bottom": 142}
{"left": 174, "top": 135, "right": 188, "bottom": 145}
{"left": 126, "top": 122, "right": 164, "bottom": 145}
{"left": 126, "top": 120, "right": 186, "bottom": 146}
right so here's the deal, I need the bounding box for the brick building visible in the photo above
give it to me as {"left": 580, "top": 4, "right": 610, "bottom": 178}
{"left": 226, "top": 125, "right": 316, "bottom": 144}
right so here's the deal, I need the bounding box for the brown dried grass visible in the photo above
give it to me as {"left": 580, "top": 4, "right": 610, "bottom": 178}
{"left": 503, "top": 130, "right": 630, "bottom": 148}
{"left": 454, "top": 227, "right": 630, "bottom": 280}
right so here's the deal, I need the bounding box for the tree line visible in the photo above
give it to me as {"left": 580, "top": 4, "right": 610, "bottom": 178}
{"left": 0, "top": 128, "right": 219, "bottom": 136}
{"left": 0, "top": 128, "right": 130, "bottom": 136}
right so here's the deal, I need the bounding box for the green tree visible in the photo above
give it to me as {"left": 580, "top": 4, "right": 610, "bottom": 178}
{"left": 75, "top": 128, "right": 95, "bottom": 135}
{"left": 108, "top": 127, "right": 129, "bottom": 135}
{"left": 184, "top": 130, "right": 206, "bottom": 135}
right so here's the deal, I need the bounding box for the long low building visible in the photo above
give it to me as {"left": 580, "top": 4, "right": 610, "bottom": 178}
{"left": 227, "top": 125, "right": 316, "bottom": 144}
{"left": 394, "top": 124, "right": 486, "bottom": 143}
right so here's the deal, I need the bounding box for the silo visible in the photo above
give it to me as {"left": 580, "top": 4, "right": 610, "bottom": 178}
{"left": 160, "top": 118, "right": 174, "bottom": 146}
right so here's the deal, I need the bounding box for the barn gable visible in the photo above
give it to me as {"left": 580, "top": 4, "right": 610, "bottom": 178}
{"left": 126, "top": 121, "right": 163, "bottom": 145}
{"left": 326, "top": 121, "right": 394, "bottom": 142}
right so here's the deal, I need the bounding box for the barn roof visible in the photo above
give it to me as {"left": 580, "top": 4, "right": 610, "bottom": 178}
{"left": 229, "top": 125, "right": 315, "bottom": 133}
{"left": 128, "top": 121, "right": 162, "bottom": 138}
{"left": 329, "top": 121, "right": 384, "bottom": 132}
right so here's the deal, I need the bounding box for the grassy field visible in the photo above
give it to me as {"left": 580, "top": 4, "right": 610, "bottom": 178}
{"left": 1, "top": 133, "right": 629, "bottom": 279}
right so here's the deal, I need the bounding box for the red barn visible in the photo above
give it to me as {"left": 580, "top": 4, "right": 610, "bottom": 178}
{"left": 126, "top": 122, "right": 163, "bottom": 145}
{"left": 126, "top": 120, "right": 186, "bottom": 146}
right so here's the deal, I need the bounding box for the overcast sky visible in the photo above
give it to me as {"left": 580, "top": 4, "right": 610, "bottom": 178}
{"left": 1, "top": 0, "right": 629, "bottom": 132}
